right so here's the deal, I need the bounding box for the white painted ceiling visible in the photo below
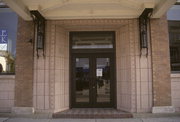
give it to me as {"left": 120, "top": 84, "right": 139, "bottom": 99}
{"left": 2, "top": 0, "right": 177, "bottom": 20}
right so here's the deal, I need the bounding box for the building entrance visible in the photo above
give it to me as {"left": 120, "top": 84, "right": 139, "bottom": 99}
{"left": 70, "top": 32, "right": 116, "bottom": 108}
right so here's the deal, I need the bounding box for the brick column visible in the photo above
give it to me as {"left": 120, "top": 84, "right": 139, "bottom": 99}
{"left": 150, "top": 16, "right": 174, "bottom": 113}
{"left": 12, "top": 17, "right": 34, "bottom": 114}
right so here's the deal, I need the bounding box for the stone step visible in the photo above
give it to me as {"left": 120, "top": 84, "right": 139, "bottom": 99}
{"left": 52, "top": 108, "right": 133, "bottom": 119}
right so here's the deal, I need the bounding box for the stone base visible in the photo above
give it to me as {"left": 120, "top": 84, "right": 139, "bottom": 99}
{"left": 12, "top": 107, "right": 35, "bottom": 114}
{"left": 152, "top": 106, "right": 175, "bottom": 113}
{"left": 54, "top": 107, "right": 69, "bottom": 113}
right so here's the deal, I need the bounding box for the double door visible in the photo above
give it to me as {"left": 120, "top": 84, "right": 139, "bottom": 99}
{"left": 71, "top": 53, "right": 115, "bottom": 108}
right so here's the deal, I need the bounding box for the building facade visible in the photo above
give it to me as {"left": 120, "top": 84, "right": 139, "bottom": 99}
{"left": 0, "top": 0, "right": 180, "bottom": 114}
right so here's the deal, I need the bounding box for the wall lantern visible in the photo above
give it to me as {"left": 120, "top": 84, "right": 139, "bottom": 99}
{"left": 30, "top": 10, "right": 46, "bottom": 57}
{"left": 139, "top": 8, "right": 153, "bottom": 56}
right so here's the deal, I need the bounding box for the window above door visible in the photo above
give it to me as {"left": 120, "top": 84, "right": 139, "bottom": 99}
{"left": 71, "top": 32, "right": 114, "bottom": 49}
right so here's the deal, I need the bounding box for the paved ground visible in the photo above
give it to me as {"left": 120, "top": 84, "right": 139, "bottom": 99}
{"left": 0, "top": 113, "right": 180, "bottom": 122}
{"left": 0, "top": 117, "right": 180, "bottom": 122}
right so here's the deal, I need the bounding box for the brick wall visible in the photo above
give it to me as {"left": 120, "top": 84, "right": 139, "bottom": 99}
{"left": 116, "top": 23, "right": 132, "bottom": 112}
{"left": 54, "top": 26, "right": 69, "bottom": 112}
{"left": 32, "top": 19, "right": 154, "bottom": 113}
{"left": 150, "top": 16, "right": 172, "bottom": 106}
{"left": 33, "top": 22, "right": 69, "bottom": 113}
{"left": 15, "top": 18, "right": 171, "bottom": 113}
{"left": 171, "top": 74, "right": 180, "bottom": 112}
{"left": 0, "top": 75, "right": 15, "bottom": 112}
{"left": 15, "top": 17, "right": 34, "bottom": 107}
{"left": 116, "top": 19, "right": 152, "bottom": 112}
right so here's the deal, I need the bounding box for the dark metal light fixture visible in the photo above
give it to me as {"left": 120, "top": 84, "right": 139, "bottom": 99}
{"left": 30, "top": 10, "right": 46, "bottom": 57}
{"left": 139, "top": 8, "right": 153, "bottom": 56}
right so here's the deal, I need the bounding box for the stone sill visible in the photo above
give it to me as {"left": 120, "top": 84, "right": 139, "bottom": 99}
{"left": 0, "top": 75, "right": 15, "bottom": 79}
{"left": 171, "top": 73, "right": 180, "bottom": 78}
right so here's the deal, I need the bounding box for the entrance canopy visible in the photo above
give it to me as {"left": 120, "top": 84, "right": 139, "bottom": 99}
{"left": 3, "top": 0, "right": 176, "bottom": 20}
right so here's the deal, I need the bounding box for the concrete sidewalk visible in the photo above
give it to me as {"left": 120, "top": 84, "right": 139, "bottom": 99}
{"left": 0, "top": 117, "right": 180, "bottom": 122}
{"left": 0, "top": 113, "right": 180, "bottom": 122}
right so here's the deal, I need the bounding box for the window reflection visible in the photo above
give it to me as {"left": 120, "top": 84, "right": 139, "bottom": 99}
{"left": 75, "top": 58, "right": 90, "bottom": 102}
{"left": 96, "top": 58, "right": 110, "bottom": 102}
{"left": 0, "top": 9, "right": 17, "bottom": 74}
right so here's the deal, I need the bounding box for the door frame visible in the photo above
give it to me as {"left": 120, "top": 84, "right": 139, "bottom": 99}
{"left": 69, "top": 31, "right": 117, "bottom": 108}
{"left": 71, "top": 53, "right": 115, "bottom": 108}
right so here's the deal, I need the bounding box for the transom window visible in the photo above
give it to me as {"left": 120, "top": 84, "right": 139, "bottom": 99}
{"left": 71, "top": 32, "right": 114, "bottom": 49}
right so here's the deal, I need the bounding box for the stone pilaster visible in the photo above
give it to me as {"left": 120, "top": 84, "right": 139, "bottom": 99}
{"left": 150, "top": 15, "right": 174, "bottom": 113}
{"left": 13, "top": 17, "right": 34, "bottom": 114}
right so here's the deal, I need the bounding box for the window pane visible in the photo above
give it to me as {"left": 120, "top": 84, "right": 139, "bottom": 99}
{"left": 96, "top": 58, "right": 110, "bottom": 103}
{"left": 75, "top": 58, "right": 90, "bottom": 102}
{"left": 0, "top": 8, "right": 17, "bottom": 74}
{"left": 72, "top": 32, "right": 114, "bottom": 49}
{"left": 169, "top": 21, "right": 180, "bottom": 71}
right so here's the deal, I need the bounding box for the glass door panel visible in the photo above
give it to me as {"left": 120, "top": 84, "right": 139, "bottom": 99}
{"left": 96, "top": 58, "right": 110, "bottom": 103}
{"left": 72, "top": 54, "right": 114, "bottom": 108}
{"left": 75, "top": 58, "right": 90, "bottom": 103}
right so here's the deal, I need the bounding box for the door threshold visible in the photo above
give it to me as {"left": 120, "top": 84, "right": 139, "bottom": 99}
{"left": 52, "top": 108, "right": 132, "bottom": 118}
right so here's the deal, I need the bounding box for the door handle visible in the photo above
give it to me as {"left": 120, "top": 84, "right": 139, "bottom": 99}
{"left": 93, "top": 86, "right": 96, "bottom": 89}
